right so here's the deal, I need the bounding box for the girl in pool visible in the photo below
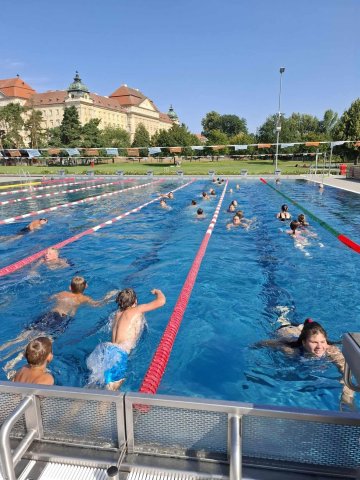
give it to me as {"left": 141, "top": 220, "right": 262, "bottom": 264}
{"left": 257, "top": 319, "right": 354, "bottom": 407}
{"left": 276, "top": 204, "right": 291, "bottom": 221}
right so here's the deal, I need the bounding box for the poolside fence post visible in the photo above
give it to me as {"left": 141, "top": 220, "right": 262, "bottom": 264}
{"left": 229, "top": 414, "right": 242, "bottom": 480}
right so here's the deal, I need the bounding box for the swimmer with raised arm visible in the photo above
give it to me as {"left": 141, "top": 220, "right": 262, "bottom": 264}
{"left": 257, "top": 319, "right": 354, "bottom": 406}
{"left": 87, "top": 288, "right": 166, "bottom": 390}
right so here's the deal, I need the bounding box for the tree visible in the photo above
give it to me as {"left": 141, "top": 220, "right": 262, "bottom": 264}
{"left": 206, "top": 129, "right": 229, "bottom": 145}
{"left": 59, "top": 106, "right": 82, "bottom": 147}
{"left": 25, "top": 108, "right": 46, "bottom": 148}
{"left": 47, "top": 126, "right": 62, "bottom": 147}
{"left": 152, "top": 123, "right": 198, "bottom": 147}
{"left": 201, "top": 111, "right": 222, "bottom": 137}
{"left": 201, "top": 111, "right": 247, "bottom": 137}
{"left": 132, "top": 123, "right": 151, "bottom": 147}
{"left": 319, "top": 109, "right": 338, "bottom": 138}
{"left": 101, "top": 126, "right": 130, "bottom": 148}
{"left": 0, "top": 103, "right": 24, "bottom": 148}
{"left": 81, "top": 118, "right": 103, "bottom": 147}
{"left": 220, "top": 114, "right": 247, "bottom": 136}
{"left": 335, "top": 99, "right": 360, "bottom": 163}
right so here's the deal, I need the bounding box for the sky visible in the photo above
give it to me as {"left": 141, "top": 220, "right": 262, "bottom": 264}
{"left": 1, "top": 0, "right": 359, "bottom": 135}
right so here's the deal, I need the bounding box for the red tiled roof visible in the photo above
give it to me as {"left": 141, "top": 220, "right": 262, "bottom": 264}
{"left": 89, "top": 93, "right": 127, "bottom": 112}
{"left": 159, "top": 112, "right": 173, "bottom": 124}
{"left": 195, "top": 133, "right": 207, "bottom": 143}
{"left": 26, "top": 91, "right": 67, "bottom": 106}
{"left": 0, "top": 77, "right": 35, "bottom": 99}
{"left": 109, "top": 85, "right": 159, "bottom": 111}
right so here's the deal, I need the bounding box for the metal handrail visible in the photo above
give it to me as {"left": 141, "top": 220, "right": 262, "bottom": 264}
{"left": 0, "top": 395, "right": 37, "bottom": 480}
{"left": 229, "top": 415, "right": 241, "bottom": 480}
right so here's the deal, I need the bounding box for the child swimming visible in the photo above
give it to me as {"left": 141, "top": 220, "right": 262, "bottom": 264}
{"left": 87, "top": 288, "right": 166, "bottom": 390}
{"left": 13, "top": 337, "right": 54, "bottom": 386}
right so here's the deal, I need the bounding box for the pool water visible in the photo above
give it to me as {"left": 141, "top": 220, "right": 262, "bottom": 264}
{"left": 0, "top": 177, "right": 359, "bottom": 412}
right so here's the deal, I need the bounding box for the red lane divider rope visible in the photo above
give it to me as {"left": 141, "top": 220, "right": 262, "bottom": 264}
{"left": 338, "top": 234, "right": 360, "bottom": 253}
{"left": 0, "top": 176, "right": 110, "bottom": 196}
{"left": 0, "top": 180, "right": 195, "bottom": 277}
{"left": 0, "top": 179, "right": 143, "bottom": 225}
{"left": 140, "top": 181, "right": 228, "bottom": 395}
{"left": 41, "top": 177, "right": 76, "bottom": 184}
{"left": 0, "top": 178, "right": 135, "bottom": 207}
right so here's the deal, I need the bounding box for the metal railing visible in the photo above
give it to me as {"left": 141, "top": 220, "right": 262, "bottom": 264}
{"left": 0, "top": 382, "right": 359, "bottom": 479}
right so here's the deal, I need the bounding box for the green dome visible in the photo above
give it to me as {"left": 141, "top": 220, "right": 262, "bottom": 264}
{"left": 168, "top": 104, "right": 178, "bottom": 121}
{"left": 67, "top": 71, "right": 89, "bottom": 93}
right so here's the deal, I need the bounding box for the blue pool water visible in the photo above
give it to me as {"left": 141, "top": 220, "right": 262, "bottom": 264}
{"left": 0, "top": 177, "right": 359, "bottom": 412}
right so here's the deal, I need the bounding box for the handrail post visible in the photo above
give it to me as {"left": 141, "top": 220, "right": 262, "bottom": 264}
{"left": 229, "top": 414, "right": 241, "bottom": 480}
{"left": 0, "top": 396, "right": 35, "bottom": 480}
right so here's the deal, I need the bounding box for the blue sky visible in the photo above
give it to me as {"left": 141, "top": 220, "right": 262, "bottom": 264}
{"left": 1, "top": 0, "right": 359, "bottom": 134}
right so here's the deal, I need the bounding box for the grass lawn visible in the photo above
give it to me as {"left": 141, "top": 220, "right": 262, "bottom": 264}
{"left": 0, "top": 159, "right": 325, "bottom": 176}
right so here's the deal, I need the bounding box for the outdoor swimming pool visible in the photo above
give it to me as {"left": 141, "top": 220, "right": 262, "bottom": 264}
{"left": 0, "top": 176, "right": 359, "bottom": 412}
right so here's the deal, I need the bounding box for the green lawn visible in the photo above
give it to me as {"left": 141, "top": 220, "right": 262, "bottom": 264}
{"left": 0, "top": 159, "right": 326, "bottom": 176}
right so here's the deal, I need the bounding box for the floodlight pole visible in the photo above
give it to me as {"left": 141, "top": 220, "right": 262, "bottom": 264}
{"left": 275, "top": 67, "right": 285, "bottom": 172}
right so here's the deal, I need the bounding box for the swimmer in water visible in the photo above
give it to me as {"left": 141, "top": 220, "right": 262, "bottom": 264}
{"left": 276, "top": 204, "right": 291, "bottom": 221}
{"left": 231, "top": 200, "right": 238, "bottom": 207}
{"left": 226, "top": 215, "right": 241, "bottom": 229}
{"left": 288, "top": 220, "right": 301, "bottom": 236}
{"left": 196, "top": 208, "right": 205, "bottom": 219}
{"left": 298, "top": 214, "right": 309, "bottom": 227}
{"left": 87, "top": 288, "right": 166, "bottom": 390}
{"left": 0, "top": 276, "right": 117, "bottom": 373}
{"left": 228, "top": 203, "right": 236, "bottom": 213}
{"left": 32, "top": 247, "right": 69, "bottom": 271}
{"left": 191, "top": 199, "right": 197, "bottom": 206}
{"left": 13, "top": 337, "right": 54, "bottom": 386}
{"left": 18, "top": 218, "right": 48, "bottom": 235}
{"left": 209, "top": 189, "right": 216, "bottom": 196}
{"left": 202, "top": 191, "right": 210, "bottom": 200}
{"left": 236, "top": 184, "right": 240, "bottom": 190}
{"left": 160, "top": 199, "right": 168, "bottom": 208}
{"left": 256, "top": 319, "right": 354, "bottom": 407}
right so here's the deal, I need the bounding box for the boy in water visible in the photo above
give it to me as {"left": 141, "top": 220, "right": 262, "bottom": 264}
{"left": 32, "top": 247, "right": 69, "bottom": 271}
{"left": 1, "top": 276, "right": 117, "bottom": 373}
{"left": 196, "top": 208, "right": 205, "bottom": 219}
{"left": 18, "top": 218, "right": 48, "bottom": 234}
{"left": 87, "top": 288, "right": 166, "bottom": 390}
{"left": 13, "top": 337, "right": 54, "bottom": 386}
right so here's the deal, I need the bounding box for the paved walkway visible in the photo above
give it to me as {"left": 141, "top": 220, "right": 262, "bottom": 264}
{"left": 301, "top": 174, "right": 360, "bottom": 195}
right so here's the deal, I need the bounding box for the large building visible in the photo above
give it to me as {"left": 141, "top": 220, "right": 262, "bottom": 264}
{"left": 0, "top": 72, "right": 178, "bottom": 141}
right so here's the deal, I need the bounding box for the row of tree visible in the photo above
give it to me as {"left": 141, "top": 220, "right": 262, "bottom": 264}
{"left": 1, "top": 99, "right": 360, "bottom": 160}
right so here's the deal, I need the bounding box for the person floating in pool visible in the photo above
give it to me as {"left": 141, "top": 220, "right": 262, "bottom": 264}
{"left": 18, "top": 218, "right": 48, "bottom": 235}
{"left": 1, "top": 276, "right": 117, "bottom": 374}
{"left": 256, "top": 318, "right": 354, "bottom": 407}
{"left": 32, "top": 247, "right": 69, "bottom": 272}
{"left": 276, "top": 205, "right": 291, "bottom": 221}
{"left": 12, "top": 337, "right": 54, "bottom": 386}
{"left": 160, "top": 199, "right": 168, "bottom": 208}
{"left": 87, "top": 288, "right": 166, "bottom": 391}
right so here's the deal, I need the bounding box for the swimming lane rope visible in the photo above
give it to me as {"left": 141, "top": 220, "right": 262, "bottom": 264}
{"left": 0, "top": 179, "right": 135, "bottom": 225}
{"left": 260, "top": 178, "right": 360, "bottom": 254}
{"left": 0, "top": 176, "right": 109, "bottom": 196}
{"left": 0, "top": 178, "right": 134, "bottom": 206}
{"left": 0, "top": 181, "right": 42, "bottom": 190}
{"left": 140, "top": 181, "right": 228, "bottom": 395}
{"left": 0, "top": 180, "right": 194, "bottom": 277}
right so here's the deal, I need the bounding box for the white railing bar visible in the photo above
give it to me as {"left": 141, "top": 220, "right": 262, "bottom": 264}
{"left": 12, "top": 428, "right": 37, "bottom": 466}
{"left": 229, "top": 415, "right": 241, "bottom": 480}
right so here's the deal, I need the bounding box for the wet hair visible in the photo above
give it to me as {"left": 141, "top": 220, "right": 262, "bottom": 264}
{"left": 298, "top": 214, "right": 306, "bottom": 223}
{"left": 70, "top": 276, "right": 87, "bottom": 293}
{"left": 235, "top": 210, "right": 244, "bottom": 219}
{"left": 160, "top": 199, "right": 166, "bottom": 204}
{"left": 197, "top": 208, "right": 203, "bottom": 215}
{"left": 40, "top": 218, "right": 48, "bottom": 223}
{"left": 285, "top": 319, "right": 331, "bottom": 349}
{"left": 281, "top": 204, "right": 288, "bottom": 212}
{"left": 191, "top": 200, "right": 197, "bottom": 205}
{"left": 290, "top": 221, "right": 300, "bottom": 232}
{"left": 168, "top": 192, "right": 174, "bottom": 198}
{"left": 202, "top": 192, "right": 207, "bottom": 197}
{"left": 116, "top": 288, "right": 137, "bottom": 311}
{"left": 25, "top": 337, "right": 52, "bottom": 366}
{"left": 228, "top": 204, "right": 235, "bottom": 211}
{"left": 231, "top": 200, "right": 237, "bottom": 206}
{"left": 233, "top": 215, "right": 240, "bottom": 223}
{"left": 210, "top": 189, "right": 215, "bottom": 195}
